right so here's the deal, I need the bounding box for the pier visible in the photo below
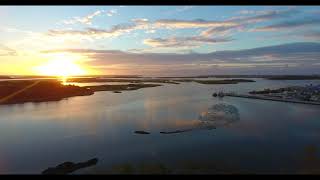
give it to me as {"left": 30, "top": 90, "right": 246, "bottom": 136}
{"left": 222, "top": 93, "right": 320, "bottom": 105}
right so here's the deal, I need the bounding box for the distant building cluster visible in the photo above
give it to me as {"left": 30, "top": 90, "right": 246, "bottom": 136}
{"left": 249, "top": 84, "right": 320, "bottom": 102}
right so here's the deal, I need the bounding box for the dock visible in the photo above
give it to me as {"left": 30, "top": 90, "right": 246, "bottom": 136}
{"left": 223, "top": 93, "right": 320, "bottom": 106}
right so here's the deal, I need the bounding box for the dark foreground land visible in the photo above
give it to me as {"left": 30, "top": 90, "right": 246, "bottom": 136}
{"left": 0, "top": 80, "right": 94, "bottom": 105}
{"left": 0, "top": 80, "right": 162, "bottom": 105}
{"left": 0, "top": 76, "right": 12, "bottom": 79}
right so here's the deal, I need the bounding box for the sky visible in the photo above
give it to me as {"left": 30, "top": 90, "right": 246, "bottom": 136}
{"left": 0, "top": 6, "right": 320, "bottom": 76}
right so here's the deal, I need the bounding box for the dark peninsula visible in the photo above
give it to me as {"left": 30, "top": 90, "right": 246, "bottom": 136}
{"left": 0, "top": 76, "right": 12, "bottom": 79}
{"left": 0, "top": 80, "right": 162, "bottom": 105}
{"left": 0, "top": 80, "right": 94, "bottom": 105}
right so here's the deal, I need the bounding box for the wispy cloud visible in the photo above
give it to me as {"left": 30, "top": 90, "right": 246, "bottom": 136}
{"left": 47, "top": 7, "right": 303, "bottom": 51}
{"left": 49, "top": 18, "right": 238, "bottom": 41}
{"left": 269, "top": 30, "right": 320, "bottom": 41}
{"left": 47, "top": 8, "right": 303, "bottom": 52}
{"left": 232, "top": 8, "right": 299, "bottom": 24}
{"left": 254, "top": 17, "right": 320, "bottom": 31}
{"left": 199, "top": 8, "right": 299, "bottom": 38}
{"left": 62, "top": 10, "right": 104, "bottom": 25}
{"left": 41, "top": 42, "right": 320, "bottom": 68}
{"left": 107, "top": 9, "right": 117, "bottom": 17}
{"left": 49, "top": 18, "right": 152, "bottom": 40}
{"left": 301, "top": 31, "right": 320, "bottom": 40}
{"left": 40, "top": 42, "right": 320, "bottom": 75}
{"left": 47, "top": 23, "right": 138, "bottom": 39}
{"left": 237, "top": 10, "right": 258, "bottom": 15}
{"left": 164, "top": 6, "right": 195, "bottom": 15}
{"left": 176, "top": 6, "right": 194, "bottom": 12}
{"left": 143, "top": 36, "right": 233, "bottom": 48}
{"left": 154, "top": 19, "right": 238, "bottom": 29}
{"left": 200, "top": 24, "right": 244, "bottom": 37}
{"left": 0, "top": 44, "right": 17, "bottom": 56}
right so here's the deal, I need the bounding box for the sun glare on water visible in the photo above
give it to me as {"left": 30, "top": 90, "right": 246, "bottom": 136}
{"left": 34, "top": 53, "right": 87, "bottom": 78}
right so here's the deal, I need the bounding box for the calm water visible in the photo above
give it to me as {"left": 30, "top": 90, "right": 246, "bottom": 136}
{"left": 0, "top": 79, "right": 320, "bottom": 174}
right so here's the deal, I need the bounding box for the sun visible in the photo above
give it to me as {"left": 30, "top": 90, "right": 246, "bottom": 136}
{"left": 34, "top": 53, "right": 87, "bottom": 78}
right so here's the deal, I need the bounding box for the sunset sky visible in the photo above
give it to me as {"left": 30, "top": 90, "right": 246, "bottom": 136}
{"left": 1, "top": 6, "right": 320, "bottom": 76}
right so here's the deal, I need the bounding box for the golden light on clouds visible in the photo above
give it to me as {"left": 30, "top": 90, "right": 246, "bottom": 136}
{"left": 33, "top": 53, "right": 88, "bottom": 77}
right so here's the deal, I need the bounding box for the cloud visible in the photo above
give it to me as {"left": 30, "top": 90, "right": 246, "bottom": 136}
{"left": 233, "top": 8, "right": 299, "bottom": 24}
{"left": 132, "top": 18, "right": 149, "bottom": 24}
{"left": 237, "top": 10, "right": 257, "bottom": 15}
{"left": 41, "top": 42, "right": 320, "bottom": 76}
{"left": 154, "top": 19, "right": 238, "bottom": 29}
{"left": 42, "top": 42, "right": 320, "bottom": 62}
{"left": 254, "top": 17, "right": 320, "bottom": 31}
{"left": 164, "top": 6, "right": 195, "bottom": 15}
{"left": 271, "top": 30, "right": 320, "bottom": 41}
{"left": 55, "top": 9, "right": 296, "bottom": 40}
{"left": 143, "top": 36, "right": 233, "bottom": 48}
{"left": 209, "top": 42, "right": 320, "bottom": 57}
{"left": 47, "top": 23, "right": 138, "bottom": 39}
{"left": 42, "top": 49, "right": 127, "bottom": 55}
{"left": 145, "top": 29, "right": 156, "bottom": 34}
{"left": 54, "top": 18, "right": 239, "bottom": 39}
{"left": 107, "top": 9, "right": 117, "bottom": 17}
{"left": 48, "top": 8, "right": 300, "bottom": 46}
{"left": 176, "top": 6, "right": 194, "bottom": 12}
{"left": 62, "top": 10, "right": 104, "bottom": 25}
{"left": 301, "top": 31, "right": 320, "bottom": 40}
{"left": 200, "top": 8, "right": 299, "bottom": 38}
{"left": 200, "top": 24, "right": 244, "bottom": 37}
{"left": 0, "top": 45, "right": 17, "bottom": 56}
{"left": 48, "top": 18, "right": 151, "bottom": 40}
